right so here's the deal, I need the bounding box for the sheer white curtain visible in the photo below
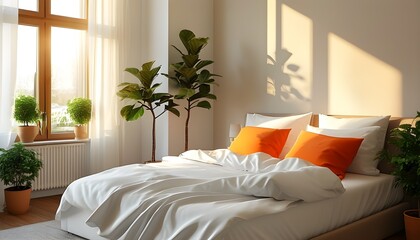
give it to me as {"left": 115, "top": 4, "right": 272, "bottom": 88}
{"left": 0, "top": 0, "right": 18, "bottom": 212}
{"left": 0, "top": 0, "right": 18, "bottom": 148}
{"left": 88, "top": 0, "right": 127, "bottom": 173}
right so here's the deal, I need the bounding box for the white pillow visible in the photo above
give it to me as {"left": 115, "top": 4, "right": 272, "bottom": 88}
{"left": 245, "top": 112, "right": 313, "bottom": 158}
{"left": 318, "top": 114, "right": 391, "bottom": 153}
{"left": 306, "top": 125, "right": 382, "bottom": 175}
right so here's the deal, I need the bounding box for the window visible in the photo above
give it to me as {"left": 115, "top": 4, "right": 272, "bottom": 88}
{"left": 16, "top": 0, "right": 88, "bottom": 140}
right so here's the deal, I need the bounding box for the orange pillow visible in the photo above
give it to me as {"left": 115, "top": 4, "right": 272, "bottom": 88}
{"left": 285, "top": 131, "right": 363, "bottom": 179}
{"left": 229, "top": 126, "right": 291, "bottom": 158}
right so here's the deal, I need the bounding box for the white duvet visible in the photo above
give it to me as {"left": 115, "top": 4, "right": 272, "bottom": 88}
{"left": 56, "top": 149, "right": 345, "bottom": 240}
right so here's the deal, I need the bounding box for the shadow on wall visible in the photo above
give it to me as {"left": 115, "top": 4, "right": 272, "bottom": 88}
{"left": 266, "top": 49, "right": 308, "bottom": 101}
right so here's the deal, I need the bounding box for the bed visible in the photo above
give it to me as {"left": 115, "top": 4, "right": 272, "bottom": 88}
{"left": 56, "top": 114, "right": 411, "bottom": 240}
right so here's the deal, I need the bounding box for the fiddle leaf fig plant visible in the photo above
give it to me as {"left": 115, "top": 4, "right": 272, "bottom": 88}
{"left": 163, "top": 29, "right": 220, "bottom": 151}
{"left": 383, "top": 111, "right": 420, "bottom": 215}
{"left": 117, "top": 61, "right": 179, "bottom": 162}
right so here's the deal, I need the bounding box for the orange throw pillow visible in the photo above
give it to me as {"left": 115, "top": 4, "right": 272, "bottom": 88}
{"left": 229, "top": 126, "right": 291, "bottom": 158}
{"left": 285, "top": 131, "right": 363, "bottom": 179}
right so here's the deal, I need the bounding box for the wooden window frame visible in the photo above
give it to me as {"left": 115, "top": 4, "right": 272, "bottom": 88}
{"left": 18, "top": 0, "right": 88, "bottom": 141}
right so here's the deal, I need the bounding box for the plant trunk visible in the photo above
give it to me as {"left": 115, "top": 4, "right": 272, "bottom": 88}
{"left": 184, "top": 101, "right": 191, "bottom": 152}
{"left": 150, "top": 105, "right": 156, "bottom": 163}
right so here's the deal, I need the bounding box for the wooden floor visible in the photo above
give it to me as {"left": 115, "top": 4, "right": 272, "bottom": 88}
{"left": 0, "top": 195, "right": 61, "bottom": 230}
{"left": 0, "top": 195, "right": 407, "bottom": 239}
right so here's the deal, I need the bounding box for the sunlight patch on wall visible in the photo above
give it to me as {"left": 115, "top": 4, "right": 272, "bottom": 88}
{"left": 280, "top": 4, "right": 312, "bottom": 101}
{"left": 266, "top": 3, "right": 312, "bottom": 100}
{"left": 328, "top": 34, "right": 402, "bottom": 116}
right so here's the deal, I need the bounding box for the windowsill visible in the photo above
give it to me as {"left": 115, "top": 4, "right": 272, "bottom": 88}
{"left": 23, "top": 138, "right": 90, "bottom": 147}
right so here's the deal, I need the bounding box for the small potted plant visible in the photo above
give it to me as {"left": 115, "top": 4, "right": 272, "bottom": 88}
{"left": 0, "top": 143, "right": 43, "bottom": 214}
{"left": 117, "top": 61, "right": 179, "bottom": 162}
{"left": 67, "top": 97, "right": 92, "bottom": 140}
{"left": 383, "top": 111, "right": 420, "bottom": 240}
{"left": 13, "top": 95, "right": 41, "bottom": 143}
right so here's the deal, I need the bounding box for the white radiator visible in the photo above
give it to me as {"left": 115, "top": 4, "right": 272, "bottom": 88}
{"left": 27, "top": 143, "right": 89, "bottom": 191}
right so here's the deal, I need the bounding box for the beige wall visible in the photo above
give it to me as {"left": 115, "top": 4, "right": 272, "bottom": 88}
{"left": 122, "top": 0, "right": 420, "bottom": 159}
{"left": 121, "top": 0, "right": 215, "bottom": 163}
{"left": 213, "top": 0, "right": 420, "bottom": 148}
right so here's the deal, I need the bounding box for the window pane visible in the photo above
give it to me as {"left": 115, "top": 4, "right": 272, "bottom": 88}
{"left": 15, "top": 25, "right": 38, "bottom": 129}
{"left": 50, "top": 0, "right": 86, "bottom": 19}
{"left": 51, "top": 27, "right": 87, "bottom": 133}
{"left": 18, "top": 0, "right": 38, "bottom": 12}
{"left": 16, "top": 25, "right": 38, "bottom": 97}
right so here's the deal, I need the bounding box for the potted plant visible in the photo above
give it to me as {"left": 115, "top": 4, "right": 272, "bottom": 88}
{"left": 67, "top": 97, "right": 92, "bottom": 140}
{"left": 13, "top": 95, "right": 41, "bottom": 143}
{"left": 383, "top": 111, "right": 420, "bottom": 240}
{"left": 0, "top": 143, "right": 42, "bottom": 214}
{"left": 117, "top": 61, "right": 179, "bottom": 162}
{"left": 163, "top": 29, "right": 220, "bottom": 151}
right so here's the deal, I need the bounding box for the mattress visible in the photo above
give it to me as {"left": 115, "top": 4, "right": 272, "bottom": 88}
{"left": 57, "top": 153, "right": 403, "bottom": 240}
{"left": 219, "top": 172, "right": 403, "bottom": 239}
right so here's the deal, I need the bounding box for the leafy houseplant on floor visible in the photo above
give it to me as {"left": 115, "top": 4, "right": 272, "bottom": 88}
{"left": 67, "top": 97, "right": 92, "bottom": 140}
{"left": 383, "top": 111, "right": 420, "bottom": 240}
{"left": 163, "top": 29, "right": 220, "bottom": 151}
{"left": 117, "top": 61, "right": 179, "bottom": 162}
{"left": 0, "top": 143, "right": 43, "bottom": 214}
{"left": 13, "top": 95, "right": 41, "bottom": 143}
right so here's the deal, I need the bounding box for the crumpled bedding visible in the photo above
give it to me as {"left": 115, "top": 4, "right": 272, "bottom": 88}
{"left": 56, "top": 149, "right": 345, "bottom": 240}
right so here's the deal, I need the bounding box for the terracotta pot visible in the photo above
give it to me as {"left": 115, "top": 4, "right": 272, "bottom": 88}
{"left": 404, "top": 209, "right": 420, "bottom": 240}
{"left": 17, "top": 125, "right": 39, "bottom": 143}
{"left": 74, "top": 125, "right": 88, "bottom": 140}
{"left": 4, "top": 187, "right": 32, "bottom": 215}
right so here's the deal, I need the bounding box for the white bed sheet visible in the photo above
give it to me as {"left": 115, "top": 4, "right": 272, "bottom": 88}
{"left": 219, "top": 172, "right": 403, "bottom": 239}
{"left": 57, "top": 153, "right": 403, "bottom": 240}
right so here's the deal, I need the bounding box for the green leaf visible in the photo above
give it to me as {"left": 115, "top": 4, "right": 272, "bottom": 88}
{"left": 206, "top": 93, "right": 217, "bottom": 100}
{"left": 196, "top": 100, "right": 211, "bottom": 109}
{"left": 139, "top": 65, "right": 161, "bottom": 88}
{"left": 177, "top": 88, "right": 196, "bottom": 98}
{"left": 198, "top": 84, "right": 211, "bottom": 94}
{"left": 195, "top": 60, "right": 213, "bottom": 70}
{"left": 120, "top": 105, "right": 134, "bottom": 118}
{"left": 120, "top": 105, "right": 144, "bottom": 121}
{"left": 117, "top": 84, "right": 142, "bottom": 100}
{"left": 171, "top": 45, "right": 185, "bottom": 56}
{"left": 151, "top": 83, "right": 162, "bottom": 91}
{"left": 188, "top": 37, "right": 208, "bottom": 55}
{"left": 189, "top": 91, "right": 205, "bottom": 102}
{"left": 179, "top": 29, "right": 196, "bottom": 53}
{"left": 142, "top": 61, "right": 155, "bottom": 71}
{"left": 166, "top": 107, "right": 180, "bottom": 117}
{"left": 165, "top": 100, "right": 180, "bottom": 117}
{"left": 153, "top": 93, "right": 171, "bottom": 102}
{"left": 175, "top": 67, "right": 197, "bottom": 81}
{"left": 182, "top": 54, "right": 199, "bottom": 68}
{"left": 197, "top": 70, "right": 211, "bottom": 84}
{"left": 125, "top": 68, "right": 140, "bottom": 77}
